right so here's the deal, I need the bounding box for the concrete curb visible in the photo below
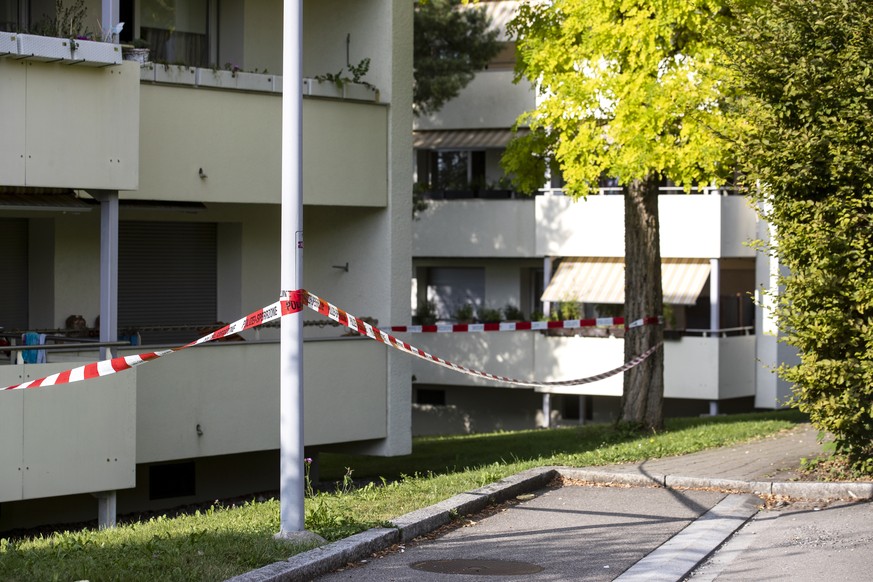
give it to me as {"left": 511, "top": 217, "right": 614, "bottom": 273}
{"left": 558, "top": 467, "right": 873, "bottom": 500}
{"left": 392, "top": 466, "right": 558, "bottom": 542}
{"left": 226, "top": 467, "right": 872, "bottom": 581}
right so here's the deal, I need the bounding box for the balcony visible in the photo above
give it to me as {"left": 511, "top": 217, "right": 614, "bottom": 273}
{"left": 0, "top": 338, "right": 387, "bottom": 502}
{"left": 408, "top": 330, "right": 756, "bottom": 401}
{"left": 0, "top": 57, "right": 139, "bottom": 190}
{"left": 414, "top": 198, "right": 536, "bottom": 257}
{"left": 415, "top": 69, "right": 536, "bottom": 131}
{"left": 536, "top": 193, "right": 758, "bottom": 259}
{"left": 135, "top": 81, "right": 388, "bottom": 207}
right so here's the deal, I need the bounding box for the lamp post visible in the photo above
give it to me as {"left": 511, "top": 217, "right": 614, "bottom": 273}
{"left": 277, "top": 0, "right": 317, "bottom": 542}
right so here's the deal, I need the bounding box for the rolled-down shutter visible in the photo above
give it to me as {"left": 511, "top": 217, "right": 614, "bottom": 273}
{"left": 119, "top": 221, "right": 216, "bottom": 345}
{"left": 0, "top": 218, "right": 28, "bottom": 331}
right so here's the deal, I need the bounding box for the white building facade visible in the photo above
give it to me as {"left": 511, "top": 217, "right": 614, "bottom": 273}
{"left": 0, "top": 0, "right": 413, "bottom": 532}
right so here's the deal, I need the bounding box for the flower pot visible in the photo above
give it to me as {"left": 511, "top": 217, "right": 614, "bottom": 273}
{"left": 122, "top": 47, "right": 150, "bottom": 65}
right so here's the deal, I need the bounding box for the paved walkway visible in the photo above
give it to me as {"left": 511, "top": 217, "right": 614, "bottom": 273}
{"left": 230, "top": 424, "right": 873, "bottom": 582}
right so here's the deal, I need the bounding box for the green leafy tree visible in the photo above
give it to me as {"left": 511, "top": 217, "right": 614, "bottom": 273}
{"left": 503, "top": 0, "right": 736, "bottom": 430}
{"left": 414, "top": 0, "right": 501, "bottom": 116}
{"left": 726, "top": 0, "right": 873, "bottom": 473}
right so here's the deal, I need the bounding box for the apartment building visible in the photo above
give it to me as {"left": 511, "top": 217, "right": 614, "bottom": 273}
{"left": 0, "top": 0, "right": 412, "bottom": 532}
{"left": 409, "top": 1, "right": 794, "bottom": 435}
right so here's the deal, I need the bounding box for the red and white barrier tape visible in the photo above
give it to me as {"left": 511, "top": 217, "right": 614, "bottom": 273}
{"left": 300, "top": 290, "right": 661, "bottom": 389}
{"left": 2, "top": 290, "right": 660, "bottom": 392}
{"left": 389, "top": 315, "right": 661, "bottom": 334}
{"left": 1, "top": 297, "right": 301, "bottom": 392}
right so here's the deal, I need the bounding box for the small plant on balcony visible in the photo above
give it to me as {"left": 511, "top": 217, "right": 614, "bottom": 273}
{"left": 478, "top": 307, "right": 503, "bottom": 324}
{"left": 503, "top": 304, "right": 525, "bottom": 322}
{"left": 315, "top": 57, "right": 376, "bottom": 91}
{"left": 30, "top": 0, "right": 92, "bottom": 41}
{"left": 452, "top": 302, "right": 475, "bottom": 324}
{"left": 413, "top": 300, "right": 438, "bottom": 326}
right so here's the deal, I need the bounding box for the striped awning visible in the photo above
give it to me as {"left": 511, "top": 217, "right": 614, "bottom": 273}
{"left": 413, "top": 128, "right": 527, "bottom": 150}
{"left": 541, "top": 258, "right": 711, "bottom": 305}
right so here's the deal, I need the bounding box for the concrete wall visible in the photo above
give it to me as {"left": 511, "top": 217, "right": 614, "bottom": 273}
{"left": 414, "top": 69, "right": 536, "bottom": 131}
{"left": 303, "top": 0, "right": 397, "bottom": 104}
{"left": 137, "top": 85, "right": 389, "bottom": 207}
{"left": 412, "top": 384, "right": 543, "bottom": 436}
{"left": 414, "top": 200, "right": 537, "bottom": 258}
{"left": 408, "top": 331, "right": 757, "bottom": 401}
{"left": 132, "top": 339, "right": 388, "bottom": 464}
{"left": 0, "top": 59, "right": 139, "bottom": 190}
{"left": 535, "top": 194, "right": 758, "bottom": 259}
{"left": 0, "top": 365, "right": 136, "bottom": 504}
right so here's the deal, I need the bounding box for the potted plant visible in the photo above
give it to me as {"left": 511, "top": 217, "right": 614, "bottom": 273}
{"left": 122, "top": 38, "right": 150, "bottom": 64}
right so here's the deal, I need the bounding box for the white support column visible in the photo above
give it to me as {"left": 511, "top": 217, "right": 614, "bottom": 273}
{"left": 709, "top": 258, "right": 720, "bottom": 332}
{"left": 542, "top": 257, "right": 553, "bottom": 317}
{"left": 542, "top": 394, "right": 551, "bottom": 429}
{"left": 94, "top": 491, "right": 116, "bottom": 529}
{"left": 92, "top": 191, "right": 118, "bottom": 360}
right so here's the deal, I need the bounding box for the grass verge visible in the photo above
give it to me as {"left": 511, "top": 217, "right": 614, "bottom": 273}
{"left": 0, "top": 410, "right": 807, "bottom": 581}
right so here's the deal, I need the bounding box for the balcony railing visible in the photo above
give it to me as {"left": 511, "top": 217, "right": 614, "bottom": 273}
{"left": 409, "top": 328, "right": 757, "bottom": 401}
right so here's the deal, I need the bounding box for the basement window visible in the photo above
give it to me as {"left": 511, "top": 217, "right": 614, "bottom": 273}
{"left": 149, "top": 461, "right": 196, "bottom": 500}
{"left": 416, "top": 388, "right": 446, "bottom": 406}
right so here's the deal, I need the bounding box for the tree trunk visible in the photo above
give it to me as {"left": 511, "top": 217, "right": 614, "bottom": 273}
{"left": 621, "top": 175, "right": 665, "bottom": 430}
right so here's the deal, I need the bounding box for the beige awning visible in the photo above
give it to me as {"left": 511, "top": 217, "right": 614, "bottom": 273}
{"left": 542, "top": 258, "right": 711, "bottom": 305}
{"left": 413, "top": 128, "right": 527, "bottom": 150}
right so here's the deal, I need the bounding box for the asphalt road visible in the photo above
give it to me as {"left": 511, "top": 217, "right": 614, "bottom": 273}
{"left": 689, "top": 499, "right": 873, "bottom": 581}
{"left": 313, "top": 486, "right": 872, "bottom": 581}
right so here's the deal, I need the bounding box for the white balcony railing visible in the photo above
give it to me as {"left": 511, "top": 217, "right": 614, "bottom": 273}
{"left": 409, "top": 331, "right": 757, "bottom": 401}
{"left": 0, "top": 337, "right": 388, "bottom": 503}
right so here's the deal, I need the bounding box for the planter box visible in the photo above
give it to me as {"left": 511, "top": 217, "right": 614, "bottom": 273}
{"left": 16, "top": 33, "right": 76, "bottom": 63}
{"left": 195, "top": 67, "right": 231, "bottom": 88}
{"left": 0, "top": 32, "right": 16, "bottom": 55}
{"left": 306, "top": 78, "right": 344, "bottom": 99}
{"left": 302, "top": 78, "right": 379, "bottom": 102}
{"left": 235, "top": 71, "right": 274, "bottom": 92}
{"left": 195, "top": 68, "right": 274, "bottom": 92}
{"left": 154, "top": 64, "right": 196, "bottom": 85}
{"left": 71, "top": 39, "right": 122, "bottom": 66}
{"left": 271, "top": 75, "right": 283, "bottom": 93}
{"left": 139, "top": 62, "right": 156, "bottom": 82}
{"left": 122, "top": 48, "right": 150, "bottom": 64}
{"left": 344, "top": 82, "right": 379, "bottom": 102}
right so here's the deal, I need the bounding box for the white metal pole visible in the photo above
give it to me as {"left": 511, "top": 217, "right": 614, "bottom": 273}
{"left": 709, "top": 258, "right": 720, "bottom": 332}
{"left": 279, "top": 0, "right": 304, "bottom": 535}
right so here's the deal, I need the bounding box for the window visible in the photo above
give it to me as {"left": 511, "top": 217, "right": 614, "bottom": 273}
{"left": 426, "top": 267, "right": 485, "bottom": 321}
{"left": 149, "top": 461, "right": 196, "bottom": 500}
{"left": 141, "top": 0, "right": 209, "bottom": 67}
{"left": 0, "top": 0, "right": 17, "bottom": 31}
{"left": 422, "top": 150, "right": 486, "bottom": 196}
{"left": 415, "top": 388, "right": 446, "bottom": 406}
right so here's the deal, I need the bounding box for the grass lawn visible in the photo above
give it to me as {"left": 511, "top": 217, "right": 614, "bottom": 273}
{"left": 0, "top": 410, "right": 808, "bottom": 581}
